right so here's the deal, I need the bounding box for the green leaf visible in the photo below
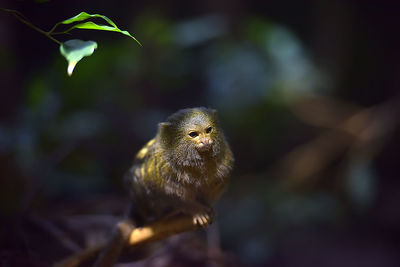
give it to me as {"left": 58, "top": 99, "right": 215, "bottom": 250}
{"left": 61, "top": 12, "right": 117, "bottom": 27}
{"left": 59, "top": 39, "right": 98, "bottom": 76}
{"left": 59, "top": 12, "right": 141, "bottom": 46}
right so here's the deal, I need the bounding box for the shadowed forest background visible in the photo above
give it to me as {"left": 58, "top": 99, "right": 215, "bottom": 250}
{"left": 1, "top": 1, "right": 400, "bottom": 266}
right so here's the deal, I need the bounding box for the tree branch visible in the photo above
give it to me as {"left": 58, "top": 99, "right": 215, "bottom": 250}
{"left": 54, "top": 214, "right": 200, "bottom": 267}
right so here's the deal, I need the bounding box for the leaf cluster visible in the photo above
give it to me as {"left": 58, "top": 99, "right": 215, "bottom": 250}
{"left": 1, "top": 9, "right": 141, "bottom": 76}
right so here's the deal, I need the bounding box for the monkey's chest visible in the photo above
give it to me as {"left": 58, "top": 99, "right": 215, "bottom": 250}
{"left": 163, "top": 170, "right": 220, "bottom": 203}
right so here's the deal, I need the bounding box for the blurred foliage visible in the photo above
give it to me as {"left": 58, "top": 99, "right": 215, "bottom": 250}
{"left": 1, "top": 1, "right": 400, "bottom": 266}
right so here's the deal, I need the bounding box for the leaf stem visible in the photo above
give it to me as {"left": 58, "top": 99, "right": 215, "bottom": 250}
{"left": 0, "top": 8, "right": 62, "bottom": 45}
{"left": 47, "top": 21, "right": 62, "bottom": 35}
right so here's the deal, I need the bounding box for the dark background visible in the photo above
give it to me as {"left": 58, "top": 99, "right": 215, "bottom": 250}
{"left": 1, "top": 1, "right": 400, "bottom": 266}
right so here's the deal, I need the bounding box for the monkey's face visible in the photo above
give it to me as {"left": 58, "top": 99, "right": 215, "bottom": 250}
{"left": 185, "top": 124, "right": 214, "bottom": 152}
{"left": 160, "top": 108, "right": 222, "bottom": 162}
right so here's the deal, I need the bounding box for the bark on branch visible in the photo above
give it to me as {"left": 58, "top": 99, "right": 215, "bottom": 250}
{"left": 54, "top": 214, "right": 200, "bottom": 267}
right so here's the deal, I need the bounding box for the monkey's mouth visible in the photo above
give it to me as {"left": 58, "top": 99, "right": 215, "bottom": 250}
{"left": 196, "top": 139, "right": 213, "bottom": 152}
{"left": 197, "top": 144, "right": 211, "bottom": 152}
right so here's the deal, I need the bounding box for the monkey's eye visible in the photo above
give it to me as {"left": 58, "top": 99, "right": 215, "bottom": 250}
{"left": 188, "top": 131, "right": 199, "bottom": 138}
{"left": 206, "top": 127, "right": 213, "bottom": 133}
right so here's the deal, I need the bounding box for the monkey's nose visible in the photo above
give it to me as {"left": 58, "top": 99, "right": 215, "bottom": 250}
{"left": 198, "top": 138, "right": 213, "bottom": 151}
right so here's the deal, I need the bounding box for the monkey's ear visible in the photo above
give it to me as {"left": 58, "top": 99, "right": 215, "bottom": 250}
{"left": 209, "top": 109, "right": 218, "bottom": 119}
{"left": 158, "top": 122, "right": 171, "bottom": 132}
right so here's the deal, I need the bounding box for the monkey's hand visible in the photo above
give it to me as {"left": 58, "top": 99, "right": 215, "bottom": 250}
{"left": 170, "top": 197, "right": 216, "bottom": 228}
{"left": 192, "top": 208, "right": 215, "bottom": 227}
{"left": 187, "top": 202, "right": 215, "bottom": 227}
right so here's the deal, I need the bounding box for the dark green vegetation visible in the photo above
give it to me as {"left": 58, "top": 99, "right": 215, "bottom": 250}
{"left": 1, "top": 1, "right": 400, "bottom": 266}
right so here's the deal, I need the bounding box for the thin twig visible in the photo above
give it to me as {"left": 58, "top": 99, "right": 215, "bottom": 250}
{"left": 0, "top": 8, "right": 62, "bottom": 45}
{"left": 30, "top": 215, "right": 82, "bottom": 253}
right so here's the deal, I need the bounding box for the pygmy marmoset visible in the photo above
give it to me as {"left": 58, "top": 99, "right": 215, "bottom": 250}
{"left": 125, "top": 107, "right": 234, "bottom": 226}
{"left": 95, "top": 108, "right": 233, "bottom": 266}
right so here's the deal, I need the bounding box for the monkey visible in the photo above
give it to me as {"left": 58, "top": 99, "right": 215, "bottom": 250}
{"left": 126, "top": 107, "right": 234, "bottom": 226}
{"left": 95, "top": 107, "right": 234, "bottom": 266}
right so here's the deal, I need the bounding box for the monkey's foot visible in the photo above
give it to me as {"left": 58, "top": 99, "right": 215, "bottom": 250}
{"left": 192, "top": 211, "right": 215, "bottom": 227}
